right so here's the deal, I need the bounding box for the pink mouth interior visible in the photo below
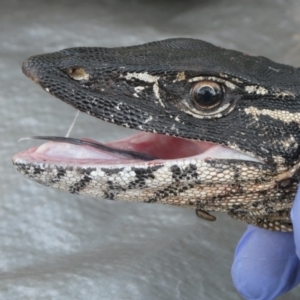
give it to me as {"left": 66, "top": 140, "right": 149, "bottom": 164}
{"left": 106, "top": 132, "right": 213, "bottom": 159}
{"left": 14, "top": 132, "right": 260, "bottom": 165}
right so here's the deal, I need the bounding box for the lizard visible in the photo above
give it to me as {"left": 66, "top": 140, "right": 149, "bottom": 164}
{"left": 12, "top": 38, "right": 300, "bottom": 232}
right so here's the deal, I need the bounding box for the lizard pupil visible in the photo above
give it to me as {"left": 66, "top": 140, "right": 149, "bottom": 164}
{"left": 191, "top": 81, "right": 223, "bottom": 110}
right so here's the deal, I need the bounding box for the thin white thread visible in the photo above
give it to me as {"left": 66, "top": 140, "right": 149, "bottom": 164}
{"left": 65, "top": 110, "right": 80, "bottom": 137}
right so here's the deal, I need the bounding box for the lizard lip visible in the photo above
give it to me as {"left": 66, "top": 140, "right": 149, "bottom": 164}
{"left": 13, "top": 131, "right": 262, "bottom": 165}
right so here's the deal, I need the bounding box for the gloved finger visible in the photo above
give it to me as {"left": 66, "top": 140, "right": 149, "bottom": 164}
{"left": 231, "top": 225, "right": 300, "bottom": 300}
{"left": 291, "top": 184, "right": 300, "bottom": 258}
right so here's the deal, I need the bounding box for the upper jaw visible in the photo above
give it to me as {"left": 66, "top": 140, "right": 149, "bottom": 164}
{"left": 21, "top": 54, "right": 265, "bottom": 166}
{"left": 21, "top": 47, "right": 273, "bottom": 169}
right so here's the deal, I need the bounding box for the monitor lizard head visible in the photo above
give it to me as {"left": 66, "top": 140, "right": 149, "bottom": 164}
{"left": 15, "top": 38, "right": 300, "bottom": 231}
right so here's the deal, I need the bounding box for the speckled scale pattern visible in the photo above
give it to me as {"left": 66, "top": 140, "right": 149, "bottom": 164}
{"left": 14, "top": 155, "right": 297, "bottom": 231}
{"left": 17, "top": 38, "right": 300, "bottom": 231}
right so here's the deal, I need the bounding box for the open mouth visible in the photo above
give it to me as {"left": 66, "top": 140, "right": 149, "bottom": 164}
{"left": 13, "top": 130, "right": 262, "bottom": 166}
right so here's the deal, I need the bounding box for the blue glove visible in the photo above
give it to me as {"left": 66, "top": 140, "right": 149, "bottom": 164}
{"left": 231, "top": 186, "right": 300, "bottom": 300}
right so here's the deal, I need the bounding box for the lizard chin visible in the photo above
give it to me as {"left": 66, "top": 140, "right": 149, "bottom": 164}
{"left": 13, "top": 131, "right": 262, "bottom": 165}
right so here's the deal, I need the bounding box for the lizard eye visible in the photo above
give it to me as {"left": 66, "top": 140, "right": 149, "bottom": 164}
{"left": 190, "top": 81, "right": 224, "bottom": 110}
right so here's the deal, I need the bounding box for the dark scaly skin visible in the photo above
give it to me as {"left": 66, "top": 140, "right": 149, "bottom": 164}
{"left": 14, "top": 38, "right": 300, "bottom": 231}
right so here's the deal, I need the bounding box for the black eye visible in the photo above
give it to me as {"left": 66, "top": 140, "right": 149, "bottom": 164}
{"left": 190, "top": 81, "right": 224, "bottom": 110}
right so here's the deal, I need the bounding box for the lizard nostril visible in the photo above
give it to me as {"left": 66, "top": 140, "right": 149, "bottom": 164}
{"left": 67, "top": 68, "right": 89, "bottom": 81}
